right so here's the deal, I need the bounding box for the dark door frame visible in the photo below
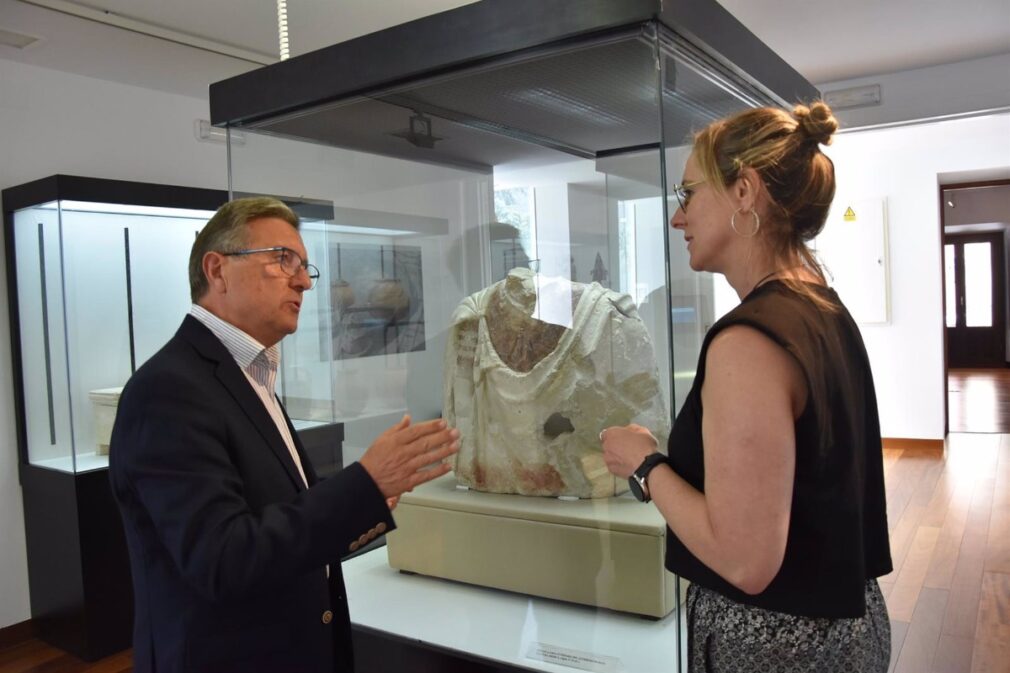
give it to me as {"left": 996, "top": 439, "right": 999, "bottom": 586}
{"left": 940, "top": 178, "right": 1010, "bottom": 435}
{"left": 943, "top": 231, "right": 1006, "bottom": 367}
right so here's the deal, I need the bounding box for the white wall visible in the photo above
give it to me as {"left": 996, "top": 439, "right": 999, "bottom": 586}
{"left": 0, "top": 58, "right": 230, "bottom": 628}
{"left": 826, "top": 112, "right": 1010, "bottom": 439}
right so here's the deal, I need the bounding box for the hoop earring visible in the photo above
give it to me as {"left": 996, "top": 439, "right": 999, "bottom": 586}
{"left": 730, "top": 208, "right": 761, "bottom": 237}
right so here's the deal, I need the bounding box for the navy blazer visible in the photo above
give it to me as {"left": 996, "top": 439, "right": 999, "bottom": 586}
{"left": 109, "top": 315, "right": 395, "bottom": 673}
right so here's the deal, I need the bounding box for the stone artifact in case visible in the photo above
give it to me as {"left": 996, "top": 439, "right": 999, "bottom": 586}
{"left": 445, "top": 267, "right": 669, "bottom": 498}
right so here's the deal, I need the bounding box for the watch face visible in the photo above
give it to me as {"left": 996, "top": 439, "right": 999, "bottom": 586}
{"left": 628, "top": 476, "right": 646, "bottom": 501}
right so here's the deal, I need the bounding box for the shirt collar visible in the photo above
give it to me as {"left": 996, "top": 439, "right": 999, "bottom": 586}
{"left": 189, "top": 304, "right": 281, "bottom": 372}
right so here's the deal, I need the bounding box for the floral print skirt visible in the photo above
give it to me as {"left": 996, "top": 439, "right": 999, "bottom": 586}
{"left": 686, "top": 579, "right": 891, "bottom": 673}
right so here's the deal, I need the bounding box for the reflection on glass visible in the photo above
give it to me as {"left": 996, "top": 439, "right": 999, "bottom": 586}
{"left": 494, "top": 186, "right": 537, "bottom": 265}
{"left": 964, "top": 242, "right": 992, "bottom": 327}
{"left": 944, "top": 244, "right": 956, "bottom": 328}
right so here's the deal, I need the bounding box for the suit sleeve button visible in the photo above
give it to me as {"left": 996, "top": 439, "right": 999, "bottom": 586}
{"left": 322, "top": 610, "right": 333, "bottom": 624}
{"left": 349, "top": 540, "right": 360, "bottom": 552}
{"left": 376, "top": 522, "right": 387, "bottom": 534}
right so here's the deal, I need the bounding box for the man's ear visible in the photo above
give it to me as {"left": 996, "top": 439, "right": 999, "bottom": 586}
{"left": 203, "top": 252, "right": 227, "bottom": 293}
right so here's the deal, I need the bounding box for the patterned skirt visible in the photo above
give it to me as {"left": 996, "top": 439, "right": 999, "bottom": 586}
{"left": 686, "top": 579, "right": 891, "bottom": 673}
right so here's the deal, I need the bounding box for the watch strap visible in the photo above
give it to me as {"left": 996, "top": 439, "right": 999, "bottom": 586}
{"left": 631, "top": 453, "right": 667, "bottom": 502}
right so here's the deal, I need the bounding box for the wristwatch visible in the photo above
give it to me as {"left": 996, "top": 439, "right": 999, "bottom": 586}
{"left": 628, "top": 453, "right": 667, "bottom": 502}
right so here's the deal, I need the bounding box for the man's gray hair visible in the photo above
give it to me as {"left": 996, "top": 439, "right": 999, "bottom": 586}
{"left": 189, "top": 197, "right": 299, "bottom": 302}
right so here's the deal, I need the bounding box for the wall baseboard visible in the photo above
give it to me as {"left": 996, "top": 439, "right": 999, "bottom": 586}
{"left": 882, "top": 437, "right": 945, "bottom": 452}
{"left": 0, "top": 619, "right": 35, "bottom": 649}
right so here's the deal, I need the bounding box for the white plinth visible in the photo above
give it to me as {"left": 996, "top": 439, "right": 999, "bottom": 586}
{"left": 88, "top": 386, "right": 123, "bottom": 455}
{"left": 346, "top": 548, "right": 689, "bottom": 672}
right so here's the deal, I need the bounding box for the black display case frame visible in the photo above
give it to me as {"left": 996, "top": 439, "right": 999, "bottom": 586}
{"left": 210, "top": 0, "right": 816, "bottom": 130}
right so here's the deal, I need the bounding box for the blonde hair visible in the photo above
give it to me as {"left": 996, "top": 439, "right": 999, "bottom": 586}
{"left": 693, "top": 101, "right": 839, "bottom": 308}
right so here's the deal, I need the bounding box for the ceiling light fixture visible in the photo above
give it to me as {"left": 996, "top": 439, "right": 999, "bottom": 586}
{"left": 0, "top": 26, "right": 41, "bottom": 49}
{"left": 195, "top": 119, "right": 246, "bottom": 145}
{"left": 823, "top": 84, "right": 882, "bottom": 110}
{"left": 20, "top": 0, "right": 274, "bottom": 65}
{"left": 390, "top": 112, "right": 444, "bottom": 149}
{"left": 277, "top": 0, "right": 289, "bottom": 61}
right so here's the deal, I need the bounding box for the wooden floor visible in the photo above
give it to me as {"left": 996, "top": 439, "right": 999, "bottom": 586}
{"left": 882, "top": 434, "right": 1010, "bottom": 673}
{"left": 3, "top": 436, "right": 1010, "bottom": 673}
{"left": 0, "top": 638, "right": 131, "bottom": 673}
{"left": 948, "top": 368, "right": 1010, "bottom": 433}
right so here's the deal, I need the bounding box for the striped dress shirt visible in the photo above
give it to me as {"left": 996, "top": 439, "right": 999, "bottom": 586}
{"left": 189, "top": 304, "right": 308, "bottom": 487}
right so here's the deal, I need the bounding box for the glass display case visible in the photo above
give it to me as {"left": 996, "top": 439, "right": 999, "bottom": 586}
{"left": 4, "top": 178, "right": 344, "bottom": 475}
{"left": 8, "top": 188, "right": 215, "bottom": 473}
{"left": 208, "top": 1, "right": 817, "bottom": 671}
{"left": 2, "top": 176, "right": 234, "bottom": 660}
{"left": 1, "top": 176, "right": 345, "bottom": 659}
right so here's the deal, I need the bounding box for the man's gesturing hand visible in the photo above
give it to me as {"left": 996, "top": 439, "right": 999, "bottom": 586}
{"left": 359, "top": 416, "right": 460, "bottom": 498}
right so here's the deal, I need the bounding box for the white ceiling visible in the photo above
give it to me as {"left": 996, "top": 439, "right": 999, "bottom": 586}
{"left": 1, "top": 0, "right": 1009, "bottom": 99}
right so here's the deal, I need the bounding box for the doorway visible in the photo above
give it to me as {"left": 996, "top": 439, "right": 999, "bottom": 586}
{"left": 942, "top": 180, "right": 1010, "bottom": 433}
{"left": 943, "top": 232, "right": 1005, "bottom": 367}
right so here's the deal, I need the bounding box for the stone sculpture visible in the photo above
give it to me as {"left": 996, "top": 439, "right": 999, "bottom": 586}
{"left": 444, "top": 267, "right": 670, "bottom": 498}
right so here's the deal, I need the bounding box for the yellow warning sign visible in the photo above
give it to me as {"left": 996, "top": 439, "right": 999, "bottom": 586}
{"left": 843, "top": 207, "right": 857, "bottom": 222}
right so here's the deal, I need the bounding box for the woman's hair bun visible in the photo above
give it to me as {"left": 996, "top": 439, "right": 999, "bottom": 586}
{"left": 793, "top": 101, "right": 838, "bottom": 146}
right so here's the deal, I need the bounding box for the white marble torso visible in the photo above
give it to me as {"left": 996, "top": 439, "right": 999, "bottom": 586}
{"left": 444, "top": 268, "right": 670, "bottom": 498}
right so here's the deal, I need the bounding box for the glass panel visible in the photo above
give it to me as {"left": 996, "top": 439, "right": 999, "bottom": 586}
{"left": 13, "top": 203, "right": 73, "bottom": 470}
{"left": 658, "top": 38, "right": 752, "bottom": 415}
{"left": 964, "top": 242, "right": 993, "bottom": 327}
{"left": 12, "top": 201, "right": 214, "bottom": 472}
{"left": 944, "top": 244, "right": 956, "bottom": 328}
{"left": 226, "top": 26, "right": 761, "bottom": 673}
{"left": 60, "top": 208, "right": 132, "bottom": 473}
{"left": 657, "top": 36, "right": 752, "bottom": 673}
{"left": 125, "top": 212, "right": 206, "bottom": 365}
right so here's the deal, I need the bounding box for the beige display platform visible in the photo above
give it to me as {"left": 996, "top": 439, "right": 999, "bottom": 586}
{"left": 386, "top": 473, "right": 680, "bottom": 618}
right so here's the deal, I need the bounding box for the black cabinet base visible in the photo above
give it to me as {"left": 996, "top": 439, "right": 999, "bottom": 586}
{"left": 352, "top": 625, "right": 535, "bottom": 673}
{"left": 21, "top": 465, "right": 133, "bottom": 661}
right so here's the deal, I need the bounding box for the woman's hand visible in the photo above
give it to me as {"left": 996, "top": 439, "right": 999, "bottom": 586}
{"left": 600, "top": 424, "right": 660, "bottom": 478}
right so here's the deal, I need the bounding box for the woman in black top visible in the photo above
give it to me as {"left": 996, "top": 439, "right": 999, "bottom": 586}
{"left": 601, "top": 101, "right": 892, "bottom": 672}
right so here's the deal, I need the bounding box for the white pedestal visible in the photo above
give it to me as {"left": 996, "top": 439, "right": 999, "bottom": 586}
{"left": 88, "top": 386, "right": 123, "bottom": 455}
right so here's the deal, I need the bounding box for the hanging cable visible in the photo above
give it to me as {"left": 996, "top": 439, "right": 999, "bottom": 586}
{"left": 277, "top": 0, "right": 290, "bottom": 61}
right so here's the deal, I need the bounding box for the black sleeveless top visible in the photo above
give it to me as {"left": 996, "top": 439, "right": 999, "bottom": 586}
{"left": 665, "top": 280, "right": 892, "bottom": 618}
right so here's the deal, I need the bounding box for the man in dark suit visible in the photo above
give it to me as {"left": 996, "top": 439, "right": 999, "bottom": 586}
{"left": 109, "top": 197, "right": 458, "bottom": 673}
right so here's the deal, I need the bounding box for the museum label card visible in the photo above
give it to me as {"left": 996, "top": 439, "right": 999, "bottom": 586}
{"left": 524, "top": 641, "right": 621, "bottom": 672}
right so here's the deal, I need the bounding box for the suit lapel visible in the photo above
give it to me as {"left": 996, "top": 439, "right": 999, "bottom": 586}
{"left": 179, "top": 316, "right": 309, "bottom": 492}
{"left": 281, "top": 401, "right": 319, "bottom": 486}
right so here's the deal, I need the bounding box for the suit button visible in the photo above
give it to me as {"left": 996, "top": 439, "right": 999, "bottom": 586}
{"left": 358, "top": 533, "right": 369, "bottom": 547}
{"left": 376, "top": 522, "right": 387, "bottom": 534}
{"left": 367, "top": 527, "right": 377, "bottom": 539}
{"left": 349, "top": 540, "right": 360, "bottom": 552}
{"left": 322, "top": 610, "right": 333, "bottom": 624}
